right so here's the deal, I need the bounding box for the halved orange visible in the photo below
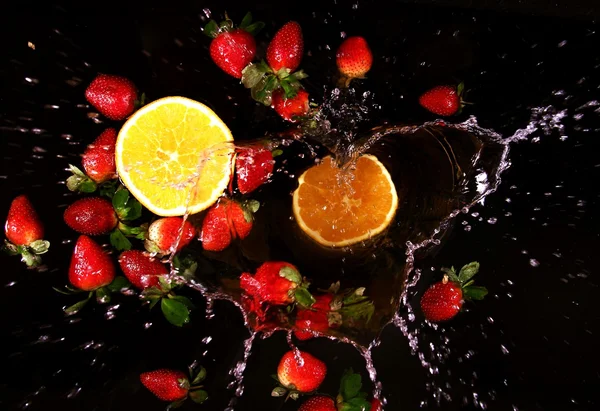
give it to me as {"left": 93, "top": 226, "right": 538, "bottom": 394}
{"left": 115, "top": 96, "right": 234, "bottom": 216}
{"left": 292, "top": 155, "right": 398, "bottom": 247}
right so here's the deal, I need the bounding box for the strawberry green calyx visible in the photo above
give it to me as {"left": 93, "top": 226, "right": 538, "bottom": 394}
{"left": 242, "top": 61, "right": 309, "bottom": 106}
{"left": 186, "top": 365, "right": 209, "bottom": 405}
{"left": 203, "top": 11, "right": 264, "bottom": 38}
{"left": 108, "top": 186, "right": 146, "bottom": 251}
{"left": 3, "top": 239, "right": 50, "bottom": 268}
{"left": 66, "top": 164, "right": 97, "bottom": 193}
{"left": 442, "top": 261, "right": 488, "bottom": 301}
{"left": 56, "top": 275, "right": 131, "bottom": 316}
{"left": 279, "top": 266, "right": 316, "bottom": 308}
{"left": 336, "top": 369, "right": 372, "bottom": 411}
{"left": 142, "top": 271, "right": 196, "bottom": 328}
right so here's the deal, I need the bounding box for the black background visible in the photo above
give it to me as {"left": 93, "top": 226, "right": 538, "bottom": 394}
{"left": 1, "top": 0, "right": 599, "bottom": 410}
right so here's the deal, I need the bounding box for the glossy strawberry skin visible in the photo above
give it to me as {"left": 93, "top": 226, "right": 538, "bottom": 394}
{"left": 266, "top": 21, "right": 304, "bottom": 72}
{"left": 370, "top": 398, "right": 382, "bottom": 411}
{"left": 68, "top": 235, "right": 115, "bottom": 291}
{"left": 85, "top": 74, "right": 137, "bottom": 120}
{"left": 63, "top": 197, "right": 117, "bottom": 236}
{"left": 298, "top": 395, "right": 336, "bottom": 411}
{"left": 240, "top": 261, "right": 298, "bottom": 306}
{"left": 4, "top": 195, "right": 44, "bottom": 246}
{"left": 336, "top": 36, "right": 373, "bottom": 78}
{"left": 200, "top": 200, "right": 232, "bottom": 251}
{"left": 272, "top": 89, "right": 309, "bottom": 122}
{"left": 420, "top": 280, "right": 463, "bottom": 322}
{"left": 294, "top": 294, "right": 333, "bottom": 340}
{"left": 235, "top": 147, "right": 274, "bottom": 195}
{"left": 228, "top": 201, "right": 253, "bottom": 239}
{"left": 82, "top": 128, "right": 117, "bottom": 183}
{"left": 210, "top": 29, "right": 256, "bottom": 79}
{"left": 277, "top": 350, "right": 327, "bottom": 393}
{"left": 147, "top": 217, "right": 196, "bottom": 254}
{"left": 418, "top": 85, "right": 460, "bottom": 116}
{"left": 118, "top": 250, "right": 167, "bottom": 290}
{"left": 140, "top": 369, "right": 189, "bottom": 401}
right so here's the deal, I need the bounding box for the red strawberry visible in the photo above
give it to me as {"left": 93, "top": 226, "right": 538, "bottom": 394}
{"left": 5, "top": 195, "right": 44, "bottom": 246}
{"left": 3, "top": 195, "right": 49, "bottom": 267}
{"left": 85, "top": 74, "right": 138, "bottom": 120}
{"left": 267, "top": 21, "right": 304, "bottom": 73}
{"left": 298, "top": 395, "right": 336, "bottom": 411}
{"left": 118, "top": 250, "right": 167, "bottom": 290}
{"left": 200, "top": 198, "right": 257, "bottom": 251}
{"left": 294, "top": 294, "right": 335, "bottom": 340}
{"left": 145, "top": 217, "right": 196, "bottom": 255}
{"left": 272, "top": 89, "right": 309, "bottom": 122}
{"left": 140, "top": 369, "right": 189, "bottom": 402}
{"left": 240, "top": 261, "right": 313, "bottom": 308}
{"left": 82, "top": 128, "right": 117, "bottom": 183}
{"left": 68, "top": 235, "right": 115, "bottom": 291}
{"left": 276, "top": 350, "right": 327, "bottom": 393}
{"left": 418, "top": 84, "right": 464, "bottom": 116}
{"left": 420, "top": 262, "right": 487, "bottom": 322}
{"left": 209, "top": 29, "right": 256, "bottom": 79}
{"left": 235, "top": 146, "right": 275, "bottom": 194}
{"left": 336, "top": 36, "right": 373, "bottom": 82}
{"left": 63, "top": 197, "right": 117, "bottom": 236}
{"left": 370, "top": 398, "right": 382, "bottom": 411}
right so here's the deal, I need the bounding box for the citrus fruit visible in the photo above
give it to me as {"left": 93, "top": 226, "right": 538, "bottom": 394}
{"left": 115, "top": 96, "right": 234, "bottom": 216}
{"left": 292, "top": 155, "right": 398, "bottom": 247}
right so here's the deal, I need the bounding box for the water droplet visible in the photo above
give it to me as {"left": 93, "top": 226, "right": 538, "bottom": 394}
{"left": 529, "top": 259, "right": 540, "bottom": 267}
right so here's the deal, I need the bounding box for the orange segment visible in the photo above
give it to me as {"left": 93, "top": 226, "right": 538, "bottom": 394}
{"left": 115, "top": 96, "right": 234, "bottom": 216}
{"left": 292, "top": 155, "right": 398, "bottom": 247}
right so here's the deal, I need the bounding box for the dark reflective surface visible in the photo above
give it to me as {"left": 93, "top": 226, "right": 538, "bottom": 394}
{"left": 2, "top": 1, "right": 600, "bottom": 410}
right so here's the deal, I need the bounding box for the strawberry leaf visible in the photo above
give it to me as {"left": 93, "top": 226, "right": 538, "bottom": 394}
{"left": 339, "top": 397, "right": 372, "bottom": 411}
{"left": 191, "top": 366, "right": 207, "bottom": 385}
{"left": 189, "top": 389, "right": 208, "bottom": 404}
{"left": 279, "top": 266, "right": 302, "bottom": 284}
{"left": 241, "top": 64, "right": 267, "bottom": 89}
{"left": 107, "top": 276, "right": 131, "bottom": 292}
{"left": 99, "top": 180, "right": 119, "bottom": 198}
{"left": 271, "top": 387, "right": 287, "bottom": 397}
{"left": 280, "top": 80, "right": 298, "bottom": 99}
{"left": 203, "top": 20, "right": 219, "bottom": 38}
{"left": 112, "top": 188, "right": 130, "bottom": 213}
{"left": 110, "top": 229, "right": 132, "bottom": 251}
{"left": 64, "top": 292, "right": 93, "bottom": 316}
{"left": 340, "top": 369, "right": 362, "bottom": 401}
{"left": 173, "top": 255, "right": 198, "bottom": 279}
{"left": 457, "top": 82, "right": 465, "bottom": 97}
{"left": 161, "top": 298, "right": 190, "bottom": 327}
{"left": 20, "top": 249, "right": 42, "bottom": 267}
{"left": 158, "top": 275, "right": 174, "bottom": 292}
{"left": 291, "top": 70, "right": 309, "bottom": 81}
{"left": 245, "top": 199, "right": 260, "bottom": 213}
{"left": 245, "top": 21, "right": 265, "bottom": 36}
{"left": 168, "top": 398, "right": 186, "bottom": 409}
{"left": 463, "top": 286, "right": 488, "bottom": 301}
{"left": 29, "top": 240, "right": 50, "bottom": 254}
{"left": 2, "top": 240, "right": 20, "bottom": 255}
{"left": 239, "top": 12, "right": 252, "bottom": 29}
{"left": 148, "top": 297, "right": 161, "bottom": 310}
{"left": 96, "top": 287, "right": 110, "bottom": 304}
{"left": 271, "top": 149, "right": 283, "bottom": 157}
{"left": 294, "top": 288, "right": 316, "bottom": 308}
{"left": 458, "top": 261, "right": 479, "bottom": 284}
{"left": 442, "top": 266, "right": 460, "bottom": 283}
{"left": 118, "top": 223, "right": 147, "bottom": 238}
{"left": 169, "top": 295, "right": 196, "bottom": 310}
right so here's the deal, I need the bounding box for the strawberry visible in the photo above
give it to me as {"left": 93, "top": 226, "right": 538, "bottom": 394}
{"left": 200, "top": 198, "right": 258, "bottom": 251}
{"left": 294, "top": 294, "right": 335, "bottom": 341}
{"left": 336, "top": 36, "right": 373, "bottom": 86}
{"left": 3, "top": 195, "right": 49, "bottom": 267}
{"left": 275, "top": 350, "right": 326, "bottom": 395}
{"left": 267, "top": 21, "right": 304, "bottom": 73}
{"left": 240, "top": 261, "right": 314, "bottom": 311}
{"left": 298, "top": 395, "right": 336, "bottom": 411}
{"left": 420, "top": 261, "right": 487, "bottom": 322}
{"left": 370, "top": 398, "right": 382, "bottom": 411}
{"left": 145, "top": 217, "right": 196, "bottom": 255}
{"left": 5, "top": 195, "right": 44, "bottom": 246}
{"left": 418, "top": 83, "right": 465, "bottom": 116}
{"left": 63, "top": 197, "right": 117, "bottom": 236}
{"left": 68, "top": 235, "right": 115, "bottom": 291}
{"left": 272, "top": 89, "right": 309, "bottom": 122}
{"left": 204, "top": 13, "right": 264, "bottom": 79}
{"left": 82, "top": 128, "right": 117, "bottom": 183}
{"left": 140, "top": 367, "right": 208, "bottom": 406}
{"left": 85, "top": 74, "right": 138, "bottom": 120}
{"left": 235, "top": 146, "right": 275, "bottom": 194}
{"left": 140, "top": 369, "right": 189, "bottom": 401}
{"left": 118, "top": 250, "right": 167, "bottom": 290}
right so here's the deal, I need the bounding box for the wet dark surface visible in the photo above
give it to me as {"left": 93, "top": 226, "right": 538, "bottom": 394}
{"left": 2, "top": 0, "right": 600, "bottom": 410}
